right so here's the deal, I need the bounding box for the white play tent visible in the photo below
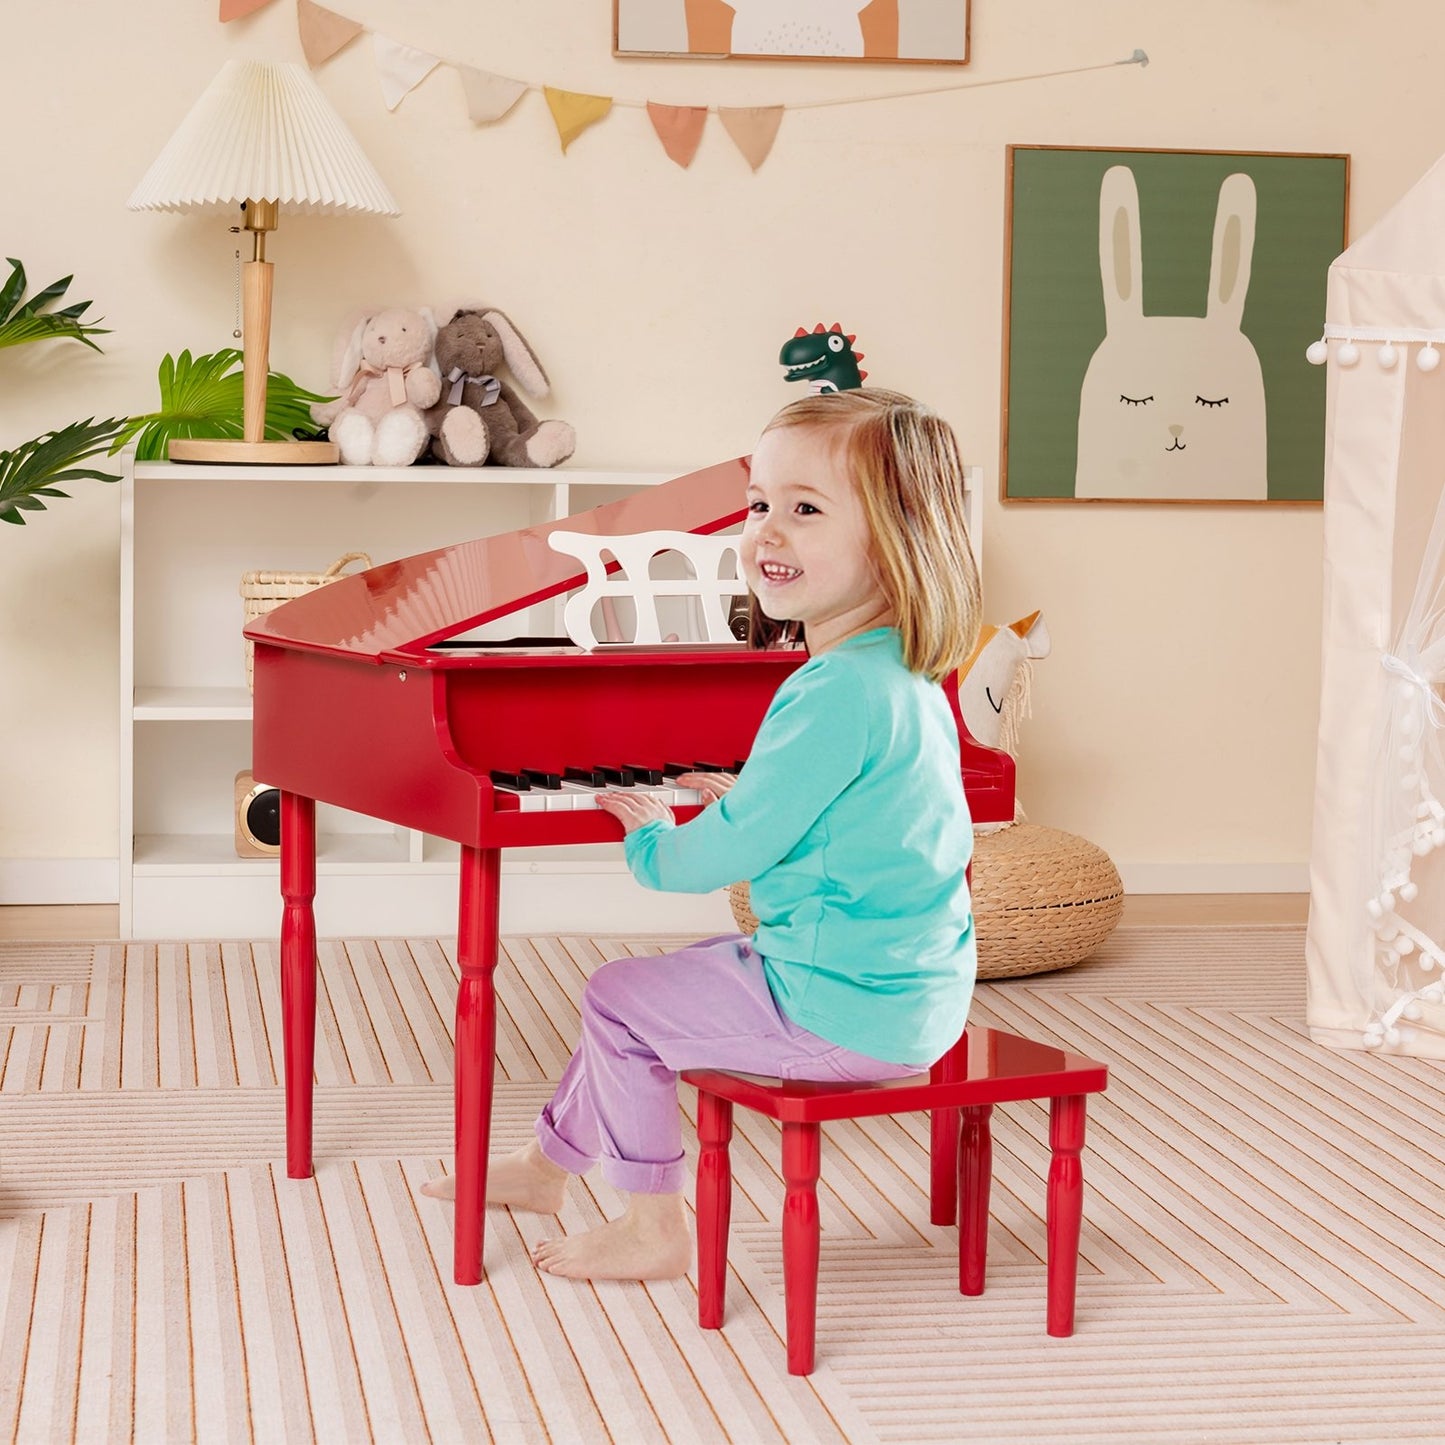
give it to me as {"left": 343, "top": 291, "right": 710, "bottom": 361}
{"left": 1306, "top": 154, "right": 1445, "bottom": 1057}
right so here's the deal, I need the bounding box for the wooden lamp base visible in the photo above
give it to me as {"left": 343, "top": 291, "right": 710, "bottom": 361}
{"left": 168, "top": 437, "right": 338, "bottom": 465}
{"left": 173, "top": 236, "right": 338, "bottom": 466}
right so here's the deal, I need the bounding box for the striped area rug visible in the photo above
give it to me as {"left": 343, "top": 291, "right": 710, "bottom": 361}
{"left": 2, "top": 926, "right": 1443, "bottom": 1443}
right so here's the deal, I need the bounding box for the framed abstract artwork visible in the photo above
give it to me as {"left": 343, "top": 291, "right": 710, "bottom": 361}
{"left": 1001, "top": 145, "right": 1350, "bottom": 504}
{"left": 613, "top": 1, "right": 970, "bottom": 64}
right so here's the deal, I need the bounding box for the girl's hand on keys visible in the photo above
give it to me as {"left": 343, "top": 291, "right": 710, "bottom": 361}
{"left": 596, "top": 789, "right": 674, "bottom": 833}
{"left": 675, "top": 772, "right": 735, "bottom": 807}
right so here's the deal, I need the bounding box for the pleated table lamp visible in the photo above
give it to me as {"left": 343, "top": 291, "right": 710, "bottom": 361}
{"left": 128, "top": 58, "right": 400, "bottom": 464}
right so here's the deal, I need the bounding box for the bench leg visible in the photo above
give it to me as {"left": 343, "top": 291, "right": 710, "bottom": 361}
{"left": 930, "top": 1106, "right": 959, "bottom": 1224}
{"left": 927, "top": 1034, "right": 967, "bottom": 1225}
{"left": 1046, "top": 1092, "right": 1087, "bottom": 1336}
{"left": 780, "top": 1120, "right": 822, "bottom": 1376}
{"left": 695, "top": 1091, "right": 734, "bottom": 1330}
{"left": 958, "top": 1102, "right": 993, "bottom": 1296}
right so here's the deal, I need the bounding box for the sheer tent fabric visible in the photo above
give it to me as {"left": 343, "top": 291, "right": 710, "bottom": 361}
{"left": 1306, "top": 153, "right": 1445, "bottom": 1057}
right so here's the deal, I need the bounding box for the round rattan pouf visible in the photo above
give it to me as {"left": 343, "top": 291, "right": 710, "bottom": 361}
{"left": 726, "top": 822, "right": 1124, "bottom": 981}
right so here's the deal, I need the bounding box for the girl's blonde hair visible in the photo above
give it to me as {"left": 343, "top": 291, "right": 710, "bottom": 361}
{"left": 751, "top": 389, "right": 981, "bottom": 682}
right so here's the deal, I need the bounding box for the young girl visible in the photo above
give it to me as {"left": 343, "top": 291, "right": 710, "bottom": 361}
{"left": 426, "top": 388, "right": 982, "bottom": 1282}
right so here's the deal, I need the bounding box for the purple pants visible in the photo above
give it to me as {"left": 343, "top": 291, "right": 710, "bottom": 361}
{"left": 535, "top": 934, "right": 924, "bottom": 1194}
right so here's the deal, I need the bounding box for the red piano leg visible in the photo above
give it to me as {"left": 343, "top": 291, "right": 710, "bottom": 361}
{"left": 280, "top": 791, "right": 317, "bottom": 1179}
{"left": 453, "top": 843, "right": 501, "bottom": 1285}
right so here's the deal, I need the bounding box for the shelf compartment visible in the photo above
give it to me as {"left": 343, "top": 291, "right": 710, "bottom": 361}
{"left": 134, "top": 686, "right": 253, "bottom": 720}
{"left": 132, "top": 831, "right": 413, "bottom": 872}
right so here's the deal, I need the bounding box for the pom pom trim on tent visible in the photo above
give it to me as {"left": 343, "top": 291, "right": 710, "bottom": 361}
{"left": 1306, "top": 324, "right": 1445, "bottom": 371}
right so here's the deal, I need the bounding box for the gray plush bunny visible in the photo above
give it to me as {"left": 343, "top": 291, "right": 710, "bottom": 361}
{"left": 424, "top": 306, "right": 576, "bottom": 468}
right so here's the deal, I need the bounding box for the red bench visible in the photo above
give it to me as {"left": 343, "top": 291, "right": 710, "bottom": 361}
{"left": 683, "top": 1024, "right": 1109, "bottom": 1375}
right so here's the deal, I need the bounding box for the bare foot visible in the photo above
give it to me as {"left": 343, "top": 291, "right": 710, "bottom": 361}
{"left": 532, "top": 1192, "right": 690, "bottom": 1280}
{"left": 420, "top": 1140, "right": 569, "bottom": 1213}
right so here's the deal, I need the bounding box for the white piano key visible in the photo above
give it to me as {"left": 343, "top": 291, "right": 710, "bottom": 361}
{"left": 493, "top": 785, "right": 547, "bottom": 812}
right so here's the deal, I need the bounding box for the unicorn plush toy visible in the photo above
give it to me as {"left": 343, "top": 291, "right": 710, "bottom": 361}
{"left": 957, "top": 610, "right": 1051, "bottom": 824}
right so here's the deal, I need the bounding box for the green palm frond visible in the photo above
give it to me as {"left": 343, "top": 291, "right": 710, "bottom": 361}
{"left": 0, "top": 258, "right": 109, "bottom": 353}
{"left": 112, "top": 348, "right": 334, "bottom": 461}
{"left": 0, "top": 417, "right": 126, "bottom": 526}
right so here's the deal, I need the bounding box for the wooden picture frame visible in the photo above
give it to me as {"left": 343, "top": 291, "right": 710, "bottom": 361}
{"left": 1001, "top": 145, "right": 1350, "bottom": 504}
{"left": 613, "top": 1, "right": 970, "bottom": 64}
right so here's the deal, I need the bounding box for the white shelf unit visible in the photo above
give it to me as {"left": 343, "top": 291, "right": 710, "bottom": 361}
{"left": 122, "top": 460, "right": 706, "bottom": 939}
{"left": 119, "top": 458, "right": 981, "bottom": 941}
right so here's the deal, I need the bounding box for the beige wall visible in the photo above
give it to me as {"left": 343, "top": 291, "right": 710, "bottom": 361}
{"left": 3, "top": 0, "right": 1438, "bottom": 893}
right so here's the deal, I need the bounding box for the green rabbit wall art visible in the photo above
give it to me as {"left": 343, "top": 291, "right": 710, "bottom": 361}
{"left": 1074, "top": 165, "right": 1268, "bottom": 501}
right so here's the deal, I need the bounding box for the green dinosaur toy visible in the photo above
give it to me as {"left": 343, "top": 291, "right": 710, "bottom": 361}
{"left": 779, "top": 322, "right": 868, "bottom": 392}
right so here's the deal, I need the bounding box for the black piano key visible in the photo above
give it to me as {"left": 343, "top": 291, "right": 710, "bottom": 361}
{"left": 663, "top": 762, "right": 695, "bottom": 778}
{"left": 693, "top": 760, "right": 732, "bottom": 775}
{"left": 490, "top": 769, "right": 530, "bottom": 790}
{"left": 565, "top": 766, "right": 606, "bottom": 787}
{"left": 597, "top": 765, "right": 636, "bottom": 786}
{"left": 521, "top": 768, "right": 563, "bottom": 789}
{"left": 625, "top": 765, "right": 665, "bottom": 786}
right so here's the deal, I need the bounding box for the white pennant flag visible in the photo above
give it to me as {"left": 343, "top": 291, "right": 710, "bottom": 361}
{"left": 457, "top": 65, "right": 528, "bottom": 123}
{"left": 373, "top": 34, "right": 441, "bottom": 111}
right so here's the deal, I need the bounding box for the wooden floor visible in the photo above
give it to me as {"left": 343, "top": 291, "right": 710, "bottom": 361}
{"left": 0, "top": 892, "right": 1313, "bottom": 941}
{"left": 12, "top": 892, "right": 1442, "bottom": 1445}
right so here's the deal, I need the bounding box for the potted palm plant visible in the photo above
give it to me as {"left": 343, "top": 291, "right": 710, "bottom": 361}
{"left": 1, "top": 256, "right": 334, "bottom": 525}
{"left": 0, "top": 257, "right": 126, "bottom": 526}
{"left": 113, "top": 347, "right": 329, "bottom": 460}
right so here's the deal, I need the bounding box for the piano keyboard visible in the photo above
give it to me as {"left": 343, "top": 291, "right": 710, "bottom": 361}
{"left": 489, "top": 762, "right": 743, "bottom": 812}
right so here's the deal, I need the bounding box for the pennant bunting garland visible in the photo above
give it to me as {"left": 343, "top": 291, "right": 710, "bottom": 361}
{"left": 646, "top": 102, "right": 708, "bottom": 169}
{"left": 215, "top": 3, "right": 1146, "bottom": 172}
{"left": 220, "top": 0, "right": 276, "bottom": 19}
{"left": 718, "top": 106, "right": 784, "bottom": 172}
{"left": 457, "top": 65, "right": 528, "bottom": 124}
{"left": 544, "top": 88, "right": 613, "bottom": 154}
{"left": 373, "top": 35, "right": 441, "bottom": 111}
{"left": 297, "top": 0, "right": 363, "bottom": 68}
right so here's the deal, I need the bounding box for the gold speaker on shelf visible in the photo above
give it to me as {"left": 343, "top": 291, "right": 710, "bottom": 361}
{"left": 235, "top": 771, "right": 281, "bottom": 858}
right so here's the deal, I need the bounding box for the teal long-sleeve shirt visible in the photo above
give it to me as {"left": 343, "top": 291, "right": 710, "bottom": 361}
{"left": 623, "top": 628, "right": 975, "bottom": 1066}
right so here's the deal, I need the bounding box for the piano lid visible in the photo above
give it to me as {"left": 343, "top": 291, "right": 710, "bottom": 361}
{"left": 244, "top": 459, "right": 750, "bottom": 665}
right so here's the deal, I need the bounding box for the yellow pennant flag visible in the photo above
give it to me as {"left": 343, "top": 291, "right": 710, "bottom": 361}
{"left": 646, "top": 102, "right": 708, "bottom": 169}
{"left": 296, "top": 0, "right": 364, "bottom": 67}
{"left": 718, "top": 106, "right": 784, "bottom": 172}
{"left": 220, "top": 0, "right": 275, "bottom": 18}
{"left": 544, "top": 87, "right": 613, "bottom": 154}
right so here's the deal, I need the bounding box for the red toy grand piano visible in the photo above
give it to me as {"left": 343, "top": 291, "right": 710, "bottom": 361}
{"left": 246, "top": 458, "right": 1015, "bottom": 1285}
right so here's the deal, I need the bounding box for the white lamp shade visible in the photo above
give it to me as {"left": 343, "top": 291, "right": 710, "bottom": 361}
{"left": 127, "top": 59, "right": 399, "bottom": 216}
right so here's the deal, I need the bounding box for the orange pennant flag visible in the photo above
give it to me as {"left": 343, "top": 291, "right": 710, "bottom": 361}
{"left": 296, "top": 0, "right": 363, "bottom": 67}
{"left": 718, "top": 105, "right": 784, "bottom": 172}
{"left": 219, "top": 0, "right": 275, "bottom": 18}
{"left": 646, "top": 102, "right": 708, "bottom": 169}
{"left": 544, "top": 87, "right": 613, "bottom": 153}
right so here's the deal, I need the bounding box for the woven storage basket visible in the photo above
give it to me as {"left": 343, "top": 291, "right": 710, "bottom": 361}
{"left": 726, "top": 822, "right": 1124, "bottom": 981}
{"left": 240, "top": 552, "right": 371, "bottom": 692}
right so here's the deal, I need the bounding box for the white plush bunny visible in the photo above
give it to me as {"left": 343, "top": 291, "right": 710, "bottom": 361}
{"left": 310, "top": 306, "right": 441, "bottom": 467}
{"left": 1074, "top": 166, "right": 1268, "bottom": 501}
